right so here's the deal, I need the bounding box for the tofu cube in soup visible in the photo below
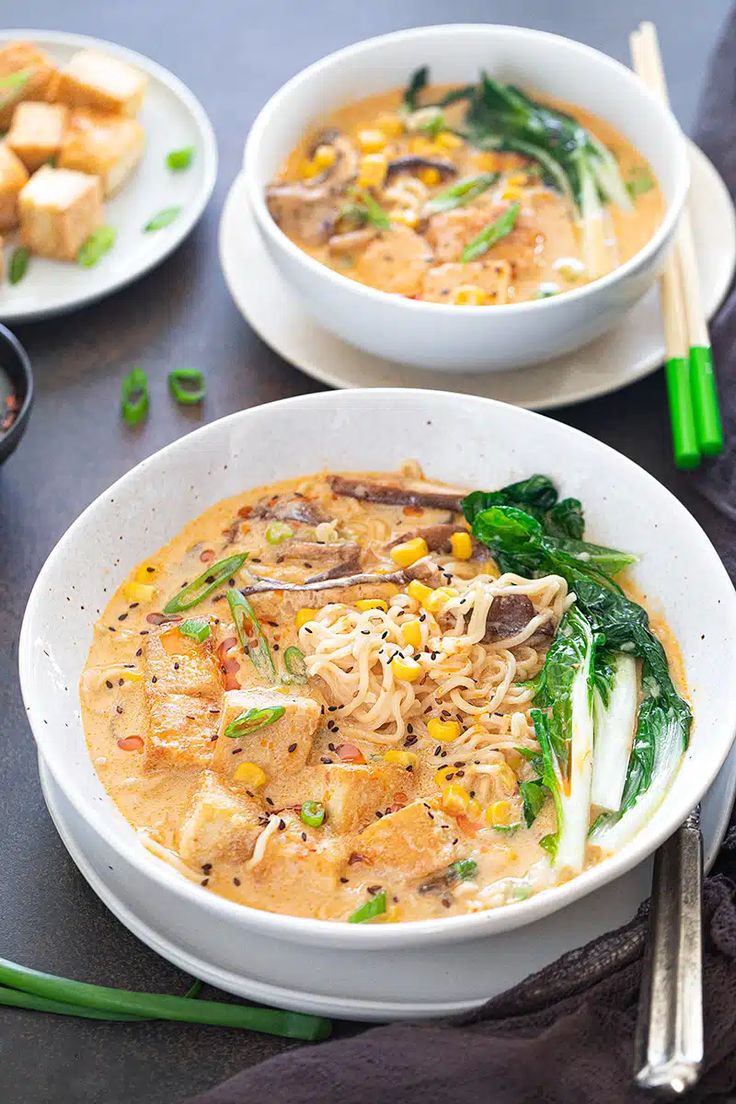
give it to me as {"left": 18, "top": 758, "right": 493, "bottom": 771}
{"left": 320, "top": 763, "right": 416, "bottom": 833}
{"left": 19, "top": 166, "right": 104, "bottom": 261}
{"left": 58, "top": 109, "right": 145, "bottom": 196}
{"left": 179, "top": 771, "right": 263, "bottom": 868}
{"left": 0, "top": 143, "right": 29, "bottom": 231}
{"left": 358, "top": 800, "right": 462, "bottom": 880}
{"left": 213, "top": 688, "right": 320, "bottom": 781}
{"left": 0, "top": 42, "right": 57, "bottom": 129}
{"left": 50, "top": 49, "right": 147, "bottom": 116}
{"left": 250, "top": 815, "right": 347, "bottom": 900}
{"left": 6, "top": 102, "right": 69, "bottom": 172}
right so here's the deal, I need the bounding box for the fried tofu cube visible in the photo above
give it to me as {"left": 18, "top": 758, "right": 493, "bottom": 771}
{"left": 179, "top": 771, "right": 263, "bottom": 868}
{"left": 18, "top": 166, "right": 104, "bottom": 260}
{"left": 144, "top": 627, "right": 221, "bottom": 699}
{"left": 251, "top": 814, "right": 347, "bottom": 899}
{"left": 145, "top": 693, "right": 219, "bottom": 770}
{"left": 0, "top": 42, "right": 57, "bottom": 129}
{"left": 58, "top": 109, "right": 144, "bottom": 196}
{"left": 6, "top": 102, "right": 69, "bottom": 172}
{"left": 358, "top": 800, "right": 462, "bottom": 880}
{"left": 320, "top": 763, "right": 416, "bottom": 833}
{"left": 0, "top": 143, "right": 29, "bottom": 231}
{"left": 50, "top": 49, "right": 147, "bottom": 116}
{"left": 212, "top": 688, "right": 320, "bottom": 781}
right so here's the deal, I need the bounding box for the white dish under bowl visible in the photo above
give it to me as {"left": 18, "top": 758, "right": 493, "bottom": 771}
{"left": 244, "top": 24, "right": 689, "bottom": 372}
{"left": 19, "top": 391, "right": 736, "bottom": 1007}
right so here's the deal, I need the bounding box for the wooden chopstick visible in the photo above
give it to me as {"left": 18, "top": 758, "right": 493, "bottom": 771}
{"left": 631, "top": 23, "right": 724, "bottom": 463}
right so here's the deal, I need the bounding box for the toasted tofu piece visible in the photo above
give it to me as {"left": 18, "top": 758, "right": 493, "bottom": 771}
{"left": 58, "top": 108, "right": 144, "bottom": 196}
{"left": 212, "top": 687, "right": 320, "bottom": 781}
{"left": 179, "top": 771, "right": 264, "bottom": 868}
{"left": 0, "top": 143, "right": 29, "bottom": 231}
{"left": 144, "top": 626, "right": 221, "bottom": 699}
{"left": 358, "top": 800, "right": 462, "bottom": 880}
{"left": 320, "top": 763, "right": 416, "bottom": 833}
{"left": 6, "top": 102, "right": 69, "bottom": 172}
{"left": 0, "top": 42, "right": 57, "bottom": 129}
{"left": 50, "top": 49, "right": 147, "bottom": 116}
{"left": 18, "top": 166, "right": 104, "bottom": 260}
{"left": 251, "top": 814, "right": 347, "bottom": 898}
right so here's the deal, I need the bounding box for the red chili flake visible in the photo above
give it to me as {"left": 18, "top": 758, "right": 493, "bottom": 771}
{"left": 335, "top": 742, "right": 365, "bottom": 764}
{"left": 117, "top": 735, "right": 144, "bottom": 752}
{"left": 385, "top": 803, "right": 403, "bottom": 814}
{"left": 237, "top": 505, "right": 252, "bottom": 519}
{"left": 199, "top": 549, "right": 215, "bottom": 563}
{"left": 393, "top": 792, "right": 408, "bottom": 804}
{"left": 456, "top": 815, "right": 478, "bottom": 836}
{"left": 402, "top": 505, "right": 424, "bottom": 517}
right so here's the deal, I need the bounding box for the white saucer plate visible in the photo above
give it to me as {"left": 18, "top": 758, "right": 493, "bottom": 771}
{"left": 0, "top": 29, "right": 218, "bottom": 323}
{"left": 220, "top": 143, "right": 734, "bottom": 410}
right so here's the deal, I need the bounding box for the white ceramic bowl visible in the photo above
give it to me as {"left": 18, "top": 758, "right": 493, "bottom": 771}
{"left": 20, "top": 390, "right": 736, "bottom": 1011}
{"left": 243, "top": 24, "right": 690, "bottom": 373}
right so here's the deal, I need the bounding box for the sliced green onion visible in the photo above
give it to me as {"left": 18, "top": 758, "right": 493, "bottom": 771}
{"left": 0, "top": 975, "right": 202, "bottom": 1023}
{"left": 0, "top": 69, "right": 31, "bottom": 109}
{"left": 226, "top": 588, "right": 277, "bottom": 682}
{"left": 348, "top": 891, "right": 387, "bottom": 924}
{"left": 166, "top": 146, "right": 195, "bottom": 171}
{"left": 461, "top": 200, "right": 520, "bottom": 262}
{"left": 626, "top": 168, "right": 655, "bottom": 198}
{"left": 163, "top": 554, "right": 248, "bottom": 614}
{"left": 8, "top": 246, "right": 29, "bottom": 285}
{"left": 300, "top": 800, "right": 325, "bottom": 828}
{"left": 447, "top": 858, "right": 478, "bottom": 882}
{"left": 342, "top": 189, "right": 391, "bottom": 230}
{"left": 425, "top": 172, "right": 498, "bottom": 215}
{"left": 144, "top": 206, "right": 181, "bottom": 232}
{"left": 224, "top": 705, "right": 285, "bottom": 739}
{"left": 416, "top": 109, "right": 445, "bottom": 140}
{"left": 283, "top": 646, "right": 308, "bottom": 684}
{"left": 178, "top": 617, "right": 211, "bottom": 642}
{"left": 120, "top": 367, "right": 149, "bottom": 426}
{"left": 265, "top": 521, "right": 294, "bottom": 545}
{"left": 77, "top": 226, "right": 116, "bottom": 267}
{"left": 169, "top": 368, "right": 205, "bottom": 405}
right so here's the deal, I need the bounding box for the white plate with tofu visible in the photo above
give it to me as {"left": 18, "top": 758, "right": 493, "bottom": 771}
{"left": 0, "top": 30, "right": 217, "bottom": 322}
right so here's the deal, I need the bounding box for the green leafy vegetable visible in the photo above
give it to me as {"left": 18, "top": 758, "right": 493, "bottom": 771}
{"left": 591, "top": 650, "right": 639, "bottom": 812}
{"left": 9, "top": 246, "right": 29, "bottom": 285}
{"left": 425, "top": 172, "right": 499, "bottom": 215}
{"left": 446, "top": 858, "right": 478, "bottom": 882}
{"left": 77, "top": 226, "right": 116, "bottom": 267}
{"left": 519, "top": 778, "right": 547, "bottom": 827}
{"left": 348, "top": 891, "right": 387, "bottom": 923}
{"left": 168, "top": 368, "right": 205, "bottom": 404}
{"left": 300, "top": 800, "right": 325, "bottom": 828}
{"left": 415, "top": 108, "right": 446, "bottom": 140}
{"left": 402, "top": 66, "right": 428, "bottom": 113}
{"left": 224, "top": 705, "right": 285, "bottom": 739}
{"left": 226, "top": 588, "right": 277, "bottom": 682}
{"left": 179, "top": 618, "right": 211, "bottom": 643}
{"left": 144, "top": 206, "right": 181, "bottom": 232}
{"left": 341, "top": 189, "right": 391, "bottom": 230}
{"left": 120, "top": 367, "right": 149, "bottom": 426}
{"left": 461, "top": 200, "right": 519, "bottom": 262}
{"left": 163, "top": 554, "right": 248, "bottom": 614}
{"left": 626, "top": 167, "right": 655, "bottom": 198}
{"left": 166, "top": 146, "right": 195, "bottom": 171}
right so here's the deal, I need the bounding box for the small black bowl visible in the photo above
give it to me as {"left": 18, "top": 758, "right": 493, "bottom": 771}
{"left": 0, "top": 323, "right": 33, "bottom": 466}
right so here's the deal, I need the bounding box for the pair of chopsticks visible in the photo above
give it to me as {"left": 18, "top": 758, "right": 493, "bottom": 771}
{"left": 630, "top": 22, "right": 724, "bottom": 470}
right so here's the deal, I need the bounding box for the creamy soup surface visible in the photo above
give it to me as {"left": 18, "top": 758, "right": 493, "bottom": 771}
{"left": 266, "top": 78, "right": 664, "bottom": 305}
{"left": 81, "top": 466, "right": 685, "bottom": 923}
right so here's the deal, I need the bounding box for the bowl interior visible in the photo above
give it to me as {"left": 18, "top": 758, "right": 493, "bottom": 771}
{"left": 0, "top": 324, "right": 33, "bottom": 465}
{"left": 20, "top": 390, "right": 736, "bottom": 940}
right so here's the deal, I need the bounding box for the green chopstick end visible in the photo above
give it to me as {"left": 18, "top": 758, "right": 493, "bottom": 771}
{"left": 689, "top": 345, "right": 724, "bottom": 457}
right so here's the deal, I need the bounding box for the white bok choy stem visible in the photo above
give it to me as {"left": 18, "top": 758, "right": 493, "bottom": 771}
{"left": 591, "top": 652, "right": 639, "bottom": 812}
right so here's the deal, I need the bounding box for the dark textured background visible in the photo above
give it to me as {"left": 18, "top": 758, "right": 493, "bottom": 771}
{"left": 0, "top": 2, "right": 731, "bottom": 1101}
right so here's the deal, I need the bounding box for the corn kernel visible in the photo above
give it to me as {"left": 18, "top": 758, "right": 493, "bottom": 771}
{"left": 467, "top": 799, "right": 483, "bottom": 821}
{"left": 450, "top": 531, "right": 473, "bottom": 560}
{"left": 453, "top": 284, "right": 487, "bottom": 306}
{"left": 123, "top": 581, "right": 156, "bottom": 604}
{"left": 473, "top": 151, "right": 502, "bottom": 172}
{"left": 134, "top": 563, "right": 158, "bottom": 582}
{"left": 389, "top": 207, "right": 419, "bottom": 229}
{"left": 391, "top": 656, "right": 422, "bottom": 682}
{"left": 424, "top": 586, "right": 459, "bottom": 613}
{"left": 407, "top": 579, "right": 432, "bottom": 606}
{"left": 409, "top": 135, "right": 440, "bottom": 157}
{"left": 497, "top": 763, "right": 518, "bottom": 794}
{"left": 357, "top": 153, "right": 387, "bottom": 189}
{"left": 436, "top": 131, "right": 463, "bottom": 150}
{"left": 300, "top": 158, "right": 321, "bottom": 179}
{"left": 296, "top": 607, "right": 319, "bottom": 630}
{"left": 434, "top": 765, "right": 456, "bottom": 786}
{"left": 383, "top": 749, "right": 418, "bottom": 768}
{"left": 358, "top": 129, "right": 386, "bottom": 153}
{"left": 506, "top": 172, "right": 527, "bottom": 187}
{"left": 233, "top": 762, "right": 268, "bottom": 788}
{"left": 484, "top": 799, "right": 513, "bottom": 826}
{"left": 355, "top": 599, "right": 388, "bottom": 612}
{"left": 440, "top": 783, "right": 471, "bottom": 815}
{"left": 418, "top": 166, "right": 441, "bottom": 187}
{"left": 117, "top": 668, "right": 144, "bottom": 682}
{"left": 427, "top": 717, "right": 461, "bottom": 744}
{"left": 313, "top": 144, "right": 337, "bottom": 169}
{"left": 376, "top": 112, "right": 404, "bottom": 138}
{"left": 401, "top": 619, "right": 423, "bottom": 649}
{"left": 501, "top": 185, "right": 523, "bottom": 202}
{"left": 390, "top": 536, "right": 429, "bottom": 568}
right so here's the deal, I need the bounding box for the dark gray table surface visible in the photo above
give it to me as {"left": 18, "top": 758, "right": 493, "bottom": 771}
{"left": 0, "top": 2, "right": 731, "bottom": 1101}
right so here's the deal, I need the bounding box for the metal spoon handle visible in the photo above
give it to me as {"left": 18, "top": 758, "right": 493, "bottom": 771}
{"left": 634, "top": 808, "right": 704, "bottom": 1094}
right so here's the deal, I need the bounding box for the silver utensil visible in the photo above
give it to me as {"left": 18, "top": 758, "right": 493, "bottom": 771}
{"left": 634, "top": 807, "right": 704, "bottom": 1094}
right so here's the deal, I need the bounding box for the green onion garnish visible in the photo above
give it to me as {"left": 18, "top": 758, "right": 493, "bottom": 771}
{"left": 144, "top": 206, "right": 181, "bottom": 232}
{"left": 447, "top": 858, "right": 478, "bottom": 882}
{"left": 461, "top": 201, "right": 520, "bottom": 262}
{"left": 300, "top": 800, "right": 325, "bottom": 828}
{"left": 0, "top": 69, "right": 31, "bottom": 109}
{"left": 348, "top": 891, "right": 387, "bottom": 924}
{"left": 265, "top": 521, "right": 293, "bottom": 545}
{"left": 226, "top": 588, "right": 277, "bottom": 682}
{"left": 8, "top": 246, "right": 29, "bottom": 285}
{"left": 626, "top": 168, "right": 655, "bottom": 198}
{"left": 425, "top": 172, "right": 498, "bottom": 215}
{"left": 120, "top": 367, "right": 149, "bottom": 426}
{"left": 77, "top": 226, "right": 116, "bottom": 267}
{"left": 163, "top": 554, "right": 248, "bottom": 614}
{"left": 168, "top": 368, "right": 205, "bottom": 405}
{"left": 416, "top": 109, "right": 445, "bottom": 140}
{"left": 224, "top": 705, "right": 285, "bottom": 739}
{"left": 283, "top": 645, "right": 308, "bottom": 684}
{"left": 342, "top": 189, "right": 391, "bottom": 230}
{"left": 179, "top": 617, "right": 211, "bottom": 642}
{"left": 166, "top": 146, "right": 195, "bottom": 171}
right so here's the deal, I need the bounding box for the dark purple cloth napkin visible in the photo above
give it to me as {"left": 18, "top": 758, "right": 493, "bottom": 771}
{"left": 185, "top": 16, "right": 736, "bottom": 1103}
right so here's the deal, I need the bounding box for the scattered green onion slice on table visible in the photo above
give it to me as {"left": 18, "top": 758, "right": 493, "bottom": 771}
{"left": 224, "top": 705, "right": 285, "bottom": 739}
{"left": 348, "top": 891, "right": 387, "bottom": 924}
{"left": 300, "top": 800, "right": 325, "bottom": 828}
{"left": 163, "top": 553, "right": 248, "bottom": 614}
{"left": 166, "top": 146, "right": 195, "bottom": 171}
{"left": 283, "top": 645, "right": 308, "bottom": 684}
{"left": 178, "top": 617, "right": 211, "bottom": 642}
{"left": 227, "top": 587, "right": 277, "bottom": 682}
{"left": 265, "top": 521, "right": 293, "bottom": 545}
{"left": 120, "top": 367, "right": 150, "bottom": 426}
{"left": 8, "top": 246, "right": 29, "bottom": 285}
{"left": 144, "top": 206, "right": 181, "bottom": 232}
{"left": 77, "top": 226, "right": 116, "bottom": 267}
{"left": 168, "top": 367, "right": 205, "bottom": 405}
{"left": 461, "top": 201, "right": 520, "bottom": 262}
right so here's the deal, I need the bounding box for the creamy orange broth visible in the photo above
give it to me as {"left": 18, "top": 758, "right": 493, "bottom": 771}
{"left": 81, "top": 468, "right": 683, "bottom": 922}
{"left": 267, "top": 84, "right": 664, "bottom": 305}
